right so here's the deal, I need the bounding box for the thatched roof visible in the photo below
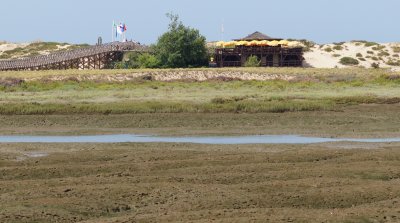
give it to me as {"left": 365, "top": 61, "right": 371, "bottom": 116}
{"left": 234, "top": 31, "right": 281, "bottom": 41}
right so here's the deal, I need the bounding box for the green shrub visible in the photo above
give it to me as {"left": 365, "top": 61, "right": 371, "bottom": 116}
{"left": 378, "top": 51, "right": 390, "bottom": 57}
{"left": 392, "top": 46, "right": 400, "bottom": 53}
{"left": 367, "top": 51, "right": 374, "bottom": 55}
{"left": 371, "top": 57, "right": 379, "bottom": 61}
{"left": 332, "top": 54, "right": 341, "bottom": 57}
{"left": 333, "top": 45, "right": 343, "bottom": 51}
{"left": 324, "top": 47, "right": 333, "bottom": 52}
{"left": 339, "top": 57, "right": 359, "bottom": 65}
{"left": 358, "top": 58, "right": 366, "bottom": 61}
{"left": 356, "top": 53, "right": 363, "bottom": 58}
{"left": 137, "top": 53, "right": 160, "bottom": 68}
{"left": 386, "top": 59, "right": 400, "bottom": 66}
{"left": 372, "top": 45, "right": 385, "bottom": 51}
{"left": 333, "top": 42, "right": 345, "bottom": 46}
{"left": 113, "top": 61, "right": 126, "bottom": 69}
{"left": 244, "top": 55, "right": 261, "bottom": 67}
{"left": 365, "top": 42, "right": 379, "bottom": 47}
{"left": 393, "top": 54, "right": 399, "bottom": 58}
{"left": 371, "top": 62, "right": 380, "bottom": 69}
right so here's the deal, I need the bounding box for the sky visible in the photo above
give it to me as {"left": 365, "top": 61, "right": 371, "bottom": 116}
{"left": 1, "top": 0, "right": 399, "bottom": 44}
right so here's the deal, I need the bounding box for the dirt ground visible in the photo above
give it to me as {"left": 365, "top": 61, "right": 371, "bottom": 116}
{"left": 1, "top": 142, "right": 400, "bottom": 223}
{"left": 0, "top": 104, "right": 399, "bottom": 138}
{"left": 0, "top": 105, "right": 400, "bottom": 222}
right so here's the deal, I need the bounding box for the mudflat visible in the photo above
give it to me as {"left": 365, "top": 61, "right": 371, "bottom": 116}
{"left": 0, "top": 104, "right": 399, "bottom": 138}
{"left": 0, "top": 105, "right": 399, "bottom": 222}
{"left": 1, "top": 142, "right": 400, "bottom": 223}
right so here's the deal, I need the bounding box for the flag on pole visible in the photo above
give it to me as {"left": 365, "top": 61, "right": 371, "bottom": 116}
{"left": 117, "top": 23, "right": 124, "bottom": 35}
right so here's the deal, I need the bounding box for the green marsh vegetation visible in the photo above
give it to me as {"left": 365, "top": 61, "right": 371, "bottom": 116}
{"left": 0, "top": 68, "right": 399, "bottom": 115}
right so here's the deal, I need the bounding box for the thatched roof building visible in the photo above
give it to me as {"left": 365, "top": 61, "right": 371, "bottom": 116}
{"left": 234, "top": 31, "right": 282, "bottom": 41}
{"left": 213, "top": 31, "right": 303, "bottom": 68}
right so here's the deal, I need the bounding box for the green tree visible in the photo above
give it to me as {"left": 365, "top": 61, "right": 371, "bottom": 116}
{"left": 137, "top": 53, "right": 160, "bottom": 68}
{"left": 154, "top": 13, "right": 208, "bottom": 68}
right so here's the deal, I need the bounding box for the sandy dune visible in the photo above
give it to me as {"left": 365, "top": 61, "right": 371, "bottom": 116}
{"left": 305, "top": 42, "right": 400, "bottom": 71}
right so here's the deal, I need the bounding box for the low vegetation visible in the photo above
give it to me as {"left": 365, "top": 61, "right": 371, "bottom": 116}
{"left": 364, "top": 41, "right": 379, "bottom": 47}
{"left": 244, "top": 55, "right": 261, "bottom": 67}
{"left": 333, "top": 42, "right": 345, "bottom": 45}
{"left": 332, "top": 45, "right": 343, "bottom": 51}
{"left": 0, "top": 68, "right": 399, "bottom": 115}
{"left": 358, "top": 57, "right": 366, "bottom": 61}
{"left": 339, "top": 57, "right": 359, "bottom": 65}
{"left": 387, "top": 59, "right": 400, "bottom": 66}
{"left": 378, "top": 51, "right": 390, "bottom": 57}
{"left": 372, "top": 45, "right": 386, "bottom": 51}
{"left": 371, "top": 62, "right": 380, "bottom": 69}
{"left": 371, "top": 56, "right": 379, "bottom": 61}
{"left": 324, "top": 47, "right": 333, "bottom": 53}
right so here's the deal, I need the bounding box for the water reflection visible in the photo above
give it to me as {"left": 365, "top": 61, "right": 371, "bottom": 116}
{"left": 0, "top": 134, "right": 399, "bottom": 144}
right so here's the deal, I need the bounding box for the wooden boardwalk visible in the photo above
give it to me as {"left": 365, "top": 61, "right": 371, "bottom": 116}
{"left": 0, "top": 42, "right": 147, "bottom": 71}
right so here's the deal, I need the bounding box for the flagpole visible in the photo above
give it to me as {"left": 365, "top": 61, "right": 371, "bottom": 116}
{"left": 112, "top": 20, "right": 114, "bottom": 42}
{"left": 221, "top": 19, "right": 225, "bottom": 41}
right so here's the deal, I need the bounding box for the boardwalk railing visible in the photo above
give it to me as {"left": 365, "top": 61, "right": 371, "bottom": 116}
{"left": 0, "top": 42, "right": 147, "bottom": 71}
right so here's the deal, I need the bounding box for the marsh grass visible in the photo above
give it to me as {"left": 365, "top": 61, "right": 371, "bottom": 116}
{"left": 0, "top": 99, "right": 335, "bottom": 115}
{"left": 0, "top": 94, "right": 398, "bottom": 115}
{"left": 0, "top": 68, "right": 399, "bottom": 114}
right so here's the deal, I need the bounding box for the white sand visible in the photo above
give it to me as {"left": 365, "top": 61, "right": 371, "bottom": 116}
{"left": 305, "top": 42, "right": 400, "bottom": 70}
{"left": 0, "top": 42, "right": 29, "bottom": 52}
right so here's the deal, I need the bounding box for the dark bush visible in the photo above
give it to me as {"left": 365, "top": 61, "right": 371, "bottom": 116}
{"left": 371, "top": 62, "right": 380, "bottom": 69}
{"left": 339, "top": 57, "right": 359, "bottom": 65}
{"left": 332, "top": 45, "right": 343, "bottom": 51}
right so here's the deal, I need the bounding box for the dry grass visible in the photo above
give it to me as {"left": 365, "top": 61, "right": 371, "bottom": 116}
{"left": 0, "top": 67, "right": 398, "bottom": 80}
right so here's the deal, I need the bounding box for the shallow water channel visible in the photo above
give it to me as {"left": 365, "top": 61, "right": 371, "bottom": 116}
{"left": 0, "top": 134, "right": 400, "bottom": 144}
